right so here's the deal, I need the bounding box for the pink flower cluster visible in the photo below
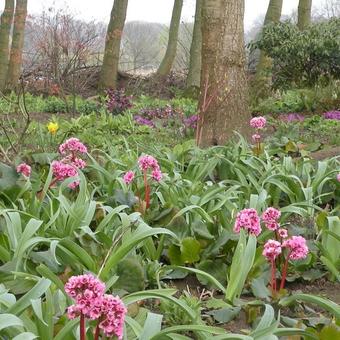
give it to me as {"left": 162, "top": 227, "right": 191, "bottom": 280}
{"left": 337, "top": 173, "right": 340, "bottom": 182}
{"left": 52, "top": 138, "right": 87, "bottom": 189}
{"left": 65, "top": 274, "right": 127, "bottom": 339}
{"left": 65, "top": 274, "right": 105, "bottom": 320}
{"left": 123, "top": 170, "right": 135, "bottom": 184}
{"left": 263, "top": 239, "right": 282, "bottom": 260}
{"left": 263, "top": 235, "right": 308, "bottom": 262}
{"left": 234, "top": 207, "right": 283, "bottom": 236}
{"left": 250, "top": 116, "right": 266, "bottom": 129}
{"left": 138, "top": 155, "right": 162, "bottom": 180}
{"left": 138, "top": 155, "right": 159, "bottom": 171}
{"left": 262, "top": 207, "right": 281, "bottom": 231}
{"left": 283, "top": 235, "right": 309, "bottom": 260}
{"left": 138, "top": 155, "right": 163, "bottom": 181}
{"left": 59, "top": 137, "right": 87, "bottom": 155}
{"left": 16, "top": 163, "right": 31, "bottom": 177}
{"left": 123, "top": 155, "right": 163, "bottom": 184}
{"left": 278, "top": 228, "right": 288, "bottom": 238}
{"left": 99, "top": 295, "right": 127, "bottom": 338}
{"left": 234, "top": 208, "right": 262, "bottom": 236}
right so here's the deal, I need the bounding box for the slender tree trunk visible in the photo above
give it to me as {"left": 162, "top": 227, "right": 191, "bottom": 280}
{"left": 6, "top": 0, "right": 28, "bottom": 90}
{"left": 298, "top": 0, "right": 312, "bottom": 30}
{"left": 196, "top": 0, "right": 250, "bottom": 147}
{"left": 156, "top": 0, "right": 183, "bottom": 77}
{"left": 253, "top": 0, "right": 283, "bottom": 98}
{"left": 186, "top": 0, "right": 202, "bottom": 89}
{"left": 0, "top": 0, "right": 15, "bottom": 90}
{"left": 99, "top": 0, "right": 128, "bottom": 90}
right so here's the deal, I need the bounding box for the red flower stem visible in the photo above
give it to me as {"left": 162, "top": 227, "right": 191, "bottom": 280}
{"left": 143, "top": 170, "right": 150, "bottom": 209}
{"left": 94, "top": 322, "right": 100, "bottom": 340}
{"left": 271, "top": 259, "right": 276, "bottom": 295}
{"left": 280, "top": 253, "right": 291, "bottom": 290}
{"left": 80, "top": 313, "right": 86, "bottom": 340}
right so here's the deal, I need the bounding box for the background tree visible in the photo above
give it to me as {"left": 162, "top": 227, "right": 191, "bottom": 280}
{"left": 6, "top": 0, "right": 28, "bottom": 89}
{"left": 99, "top": 0, "right": 128, "bottom": 90}
{"left": 254, "top": 0, "right": 283, "bottom": 98}
{"left": 298, "top": 0, "right": 312, "bottom": 30}
{"left": 156, "top": 0, "right": 183, "bottom": 77}
{"left": 196, "top": 0, "right": 250, "bottom": 147}
{"left": 186, "top": 0, "right": 202, "bottom": 90}
{"left": 120, "top": 21, "right": 163, "bottom": 72}
{"left": 0, "top": 0, "right": 15, "bottom": 90}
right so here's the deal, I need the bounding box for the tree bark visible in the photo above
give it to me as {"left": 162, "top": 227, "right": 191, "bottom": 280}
{"left": 254, "top": 0, "right": 283, "bottom": 98}
{"left": 298, "top": 0, "right": 312, "bottom": 30}
{"left": 186, "top": 0, "right": 202, "bottom": 89}
{"left": 99, "top": 0, "right": 128, "bottom": 90}
{"left": 156, "top": 0, "right": 183, "bottom": 77}
{"left": 197, "top": 0, "right": 250, "bottom": 147}
{"left": 0, "top": 0, "right": 15, "bottom": 90}
{"left": 6, "top": 0, "right": 27, "bottom": 90}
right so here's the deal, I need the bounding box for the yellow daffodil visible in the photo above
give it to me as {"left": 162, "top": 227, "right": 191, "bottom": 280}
{"left": 47, "top": 122, "right": 59, "bottom": 135}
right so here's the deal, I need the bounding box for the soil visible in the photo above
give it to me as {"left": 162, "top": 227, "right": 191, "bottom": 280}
{"left": 287, "top": 278, "right": 340, "bottom": 304}
{"left": 310, "top": 146, "right": 340, "bottom": 160}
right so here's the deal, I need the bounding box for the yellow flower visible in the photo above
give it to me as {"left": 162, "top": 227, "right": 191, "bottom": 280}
{"left": 47, "top": 122, "right": 59, "bottom": 135}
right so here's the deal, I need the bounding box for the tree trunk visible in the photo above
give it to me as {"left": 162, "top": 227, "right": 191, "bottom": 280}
{"left": 0, "top": 0, "right": 15, "bottom": 90}
{"left": 197, "top": 0, "right": 250, "bottom": 147}
{"left": 156, "top": 0, "right": 183, "bottom": 77}
{"left": 186, "top": 0, "right": 202, "bottom": 89}
{"left": 6, "top": 0, "right": 27, "bottom": 90}
{"left": 254, "top": 0, "right": 283, "bottom": 98}
{"left": 99, "top": 0, "right": 128, "bottom": 90}
{"left": 298, "top": 0, "right": 312, "bottom": 30}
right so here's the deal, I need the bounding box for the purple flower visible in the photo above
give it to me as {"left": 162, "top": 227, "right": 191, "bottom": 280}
{"left": 323, "top": 111, "right": 340, "bottom": 120}
{"left": 184, "top": 115, "right": 198, "bottom": 129}
{"left": 280, "top": 113, "right": 305, "bottom": 122}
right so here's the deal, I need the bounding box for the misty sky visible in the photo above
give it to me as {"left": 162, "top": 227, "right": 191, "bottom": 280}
{"left": 2, "top": 0, "right": 326, "bottom": 30}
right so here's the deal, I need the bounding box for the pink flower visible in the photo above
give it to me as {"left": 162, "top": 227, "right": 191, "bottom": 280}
{"left": 71, "top": 157, "right": 86, "bottom": 169}
{"left": 16, "top": 163, "right": 31, "bottom": 177}
{"left": 123, "top": 171, "right": 135, "bottom": 184}
{"left": 138, "top": 155, "right": 159, "bottom": 171}
{"left": 262, "top": 207, "right": 281, "bottom": 231}
{"left": 234, "top": 208, "right": 262, "bottom": 236}
{"left": 65, "top": 274, "right": 105, "bottom": 320}
{"left": 99, "top": 295, "right": 127, "bottom": 339}
{"left": 52, "top": 161, "right": 78, "bottom": 181}
{"left": 151, "top": 168, "right": 163, "bottom": 182}
{"left": 252, "top": 134, "right": 261, "bottom": 142}
{"left": 337, "top": 173, "right": 340, "bottom": 182}
{"left": 250, "top": 116, "right": 266, "bottom": 129}
{"left": 59, "top": 137, "right": 87, "bottom": 155}
{"left": 263, "top": 239, "right": 282, "bottom": 261}
{"left": 282, "top": 236, "right": 309, "bottom": 260}
{"left": 278, "top": 228, "right": 288, "bottom": 238}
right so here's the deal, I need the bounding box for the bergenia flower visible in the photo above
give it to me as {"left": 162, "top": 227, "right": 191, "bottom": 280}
{"left": 16, "top": 163, "right": 31, "bottom": 177}
{"left": 123, "top": 171, "right": 135, "bottom": 184}
{"left": 234, "top": 208, "right": 262, "bottom": 236}
{"left": 59, "top": 138, "right": 87, "bottom": 155}
{"left": 65, "top": 274, "right": 105, "bottom": 320}
{"left": 337, "top": 173, "right": 340, "bottom": 182}
{"left": 250, "top": 116, "right": 266, "bottom": 129}
{"left": 263, "top": 239, "right": 282, "bottom": 261}
{"left": 99, "top": 295, "right": 127, "bottom": 339}
{"left": 151, "top": 168, "right": 163, "bottom": 182}
{"left": 282, "top": 236, "right": 309, "bottom": 260}
{"left": 138, "top": 155, "right": 159, "bottom": 171}
{"left": 262, "top": 207, "right": 281, "bottom": 231}
{"left": 278, "top": 228, "right": 288, "bottom": 238}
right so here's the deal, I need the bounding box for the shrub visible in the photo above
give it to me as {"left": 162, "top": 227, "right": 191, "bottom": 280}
{"left": 251, "top": 18, "right": 340, "bottom": 89}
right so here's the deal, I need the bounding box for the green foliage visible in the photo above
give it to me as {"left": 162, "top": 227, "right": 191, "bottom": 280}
{"left": 252, "top": 19, "right": 340, "bottom": 89}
